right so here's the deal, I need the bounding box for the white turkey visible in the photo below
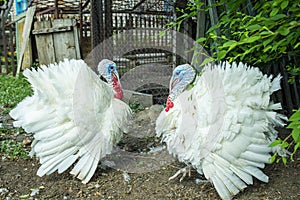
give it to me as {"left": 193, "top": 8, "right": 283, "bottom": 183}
{"left": 155, "top": 61, "right": 287, "bottom": 199}
{"left": 9, "top": 59, "right": 131, "bottom": 183}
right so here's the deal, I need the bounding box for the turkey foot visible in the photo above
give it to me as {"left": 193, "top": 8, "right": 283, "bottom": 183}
{"left": 169, "top": 166, "right": 191, "bottom": 182}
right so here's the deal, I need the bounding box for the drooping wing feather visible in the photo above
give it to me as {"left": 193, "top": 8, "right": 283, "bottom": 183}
{"left": 10, "top": 59, "right": 131, "bottom": 183}
{"left": 156, "top": 62, "right": 287, "bottom": 199}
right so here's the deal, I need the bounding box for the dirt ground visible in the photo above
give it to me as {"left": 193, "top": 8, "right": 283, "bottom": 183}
{"left": 1, "top": 106, "right": 300, "bottom": 200}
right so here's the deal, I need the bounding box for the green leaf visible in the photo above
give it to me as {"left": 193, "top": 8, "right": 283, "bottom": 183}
{"left": 277, "top": 26, "right": 290, "bottom": 36}
{"left": 159, "top": 30, "right": 166, "bottom": 37}
{"left": 292, "top": 129, "right": 300, "bottom": 142}
{"left": 242, "top": 36, "right": 261, "bottom": 43}
{"left": 282, "top": 156, "right": 287, "bottom": 165}
{"left": 223, "top": 40, "right": 238, "bottom": 47}
{"left": 269, "top": 139, "right": 281, "bottom": 147}
{"left": 270, "top": 154, "right": 276, "bottom": 163}
{"left": 196, "top": 37, "right": 206, "bottom": 43}
{"left": 270, "top": 8, "right": 279, "bottom": 17}
{"left": 263, "top": 38, "right": 273, "bottom": 47}
{"left": 247, "top": 24, "right": 262, "bottom": 31}
{"left": 217, "top": 50, "right": 227, "bottom": 60}
{"left": 206, "top": 24, "right": 219, "bottom": 33}
{"left": 270, "top": 14, "right": 286, "bottom": 21}
{"left": 287, "top": 122, "right": 300, "bottom": 129}
{"left": 281, "top": 1, "right": 289, "bottom": 10}
{"left": 200, "top": 57, "right": 215, "bottom": 67}
{"left": 289, "top": 109, "right": 300, "bottom": 121}
{"left": 294, "top": 42, "right": 300, "bottom": 49}
{"left": 260, "top": 31, "right": 271, "bottom": 36}
{"left": 293, "top": 142, "right": 300, "bottom": 153}
{"left": 281, "top": 141, "right": 289, "bottom": 148}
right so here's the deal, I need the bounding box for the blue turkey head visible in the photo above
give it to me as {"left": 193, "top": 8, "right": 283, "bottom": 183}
{"left": 165, "top": 64, "right": 195, "bottom": 112}
{"left": 169, "top": 64, "right": 196, "bottom": 99}
{"left": 97, "top": 59, "right": 119, "bottom": 84}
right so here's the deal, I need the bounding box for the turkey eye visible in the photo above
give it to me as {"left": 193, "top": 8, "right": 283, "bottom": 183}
{"left": 110, "top": 65, "right": 114, "bottom": 70}
{"left": 175, "top": 71, "right": 180, "bottom": 76}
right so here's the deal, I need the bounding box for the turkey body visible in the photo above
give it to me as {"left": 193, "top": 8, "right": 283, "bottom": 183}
{"left": 9, "top": 59, "right": 131, "bottom": 183}
{"left": 156, "top": 62, "right": 287, "bottom": 199}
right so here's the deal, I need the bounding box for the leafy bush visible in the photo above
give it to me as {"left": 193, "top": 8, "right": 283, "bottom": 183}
{"left": 171, "top": 0, "right": 300, "bottom": 80}
{"left": 204, "top": 0, "right": 299, "bottom": 68}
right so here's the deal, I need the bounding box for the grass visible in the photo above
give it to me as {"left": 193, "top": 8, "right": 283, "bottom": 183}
{"left": 129, "top": 100, "right": 145, "bottom": 113}
{"left": 0, "top": 74, "right": 33, "bottom": 109}
{"left": 0, "top": 74, "right": 32, "bottom": 160}
{"left": 0, "top": 140, "right": 29, "bottom": 160}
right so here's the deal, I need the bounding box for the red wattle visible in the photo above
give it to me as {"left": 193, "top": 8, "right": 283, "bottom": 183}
{"left": 165, "top": 97, "right": 174, "bottom": 112}
{"left": 113, "top": 79, "right": 123, "bottom": 100}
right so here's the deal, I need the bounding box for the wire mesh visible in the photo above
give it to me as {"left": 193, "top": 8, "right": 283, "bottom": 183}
{"left": 88, "top": 0, "right": 179, "bottom": 105}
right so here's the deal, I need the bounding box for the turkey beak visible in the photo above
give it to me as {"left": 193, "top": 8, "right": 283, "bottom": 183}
{"left": 111, "top": 71, "right": 119, "bottom": 82}
{"left": 170, "top": 77, "right": 179, "bottom": 91}
{"left": 112, "top": 72, "right": 117, "bottom": 80}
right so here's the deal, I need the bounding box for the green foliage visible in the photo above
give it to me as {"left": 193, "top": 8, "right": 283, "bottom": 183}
{"left": 288, "top": 108, "right": 300, "bottom": 159}
{"left": 171, "top": 0, "right": 300, "bottom": 81}
{"left": 129, "top": 100, "right": 145, "bottom": 113}
{"left": 0, "top": 140, "right": 29, "bottom": 160}
{"left": 270, "top": 108, "right": 300, "bottom": 164}
{"left": 205, "top": 0, "right": 300, "bottom": 65}
{"left": 0, "top": 74, "right": 33, "bottom": 109}
{"left": 32, "top": 59, "right": 40, "bottom": 70}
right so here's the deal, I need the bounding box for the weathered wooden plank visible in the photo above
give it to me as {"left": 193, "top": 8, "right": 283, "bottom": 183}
{"left": 16, "top": 19, "right": 33, "bottom": 70}
{"left": 34, "top": 20, "right": 56, "bottom": 65}
{"left": 33, "top": 18, "right": 75, "bottom": 34}
{"left": 16, "top": 6, "right": 35, "bottom": 74}
{"left": 52, "top": 19, "right": 79, "bottom": 62}
{"left": 32, "top": 26, "right": 72, "bottom": 34}
{"left": 72, "top": 19, "right": 81, "bottom": 59}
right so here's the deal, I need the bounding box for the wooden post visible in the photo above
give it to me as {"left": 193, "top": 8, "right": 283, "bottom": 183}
{"left": 90, "top": 0, "right": 104, "bottom": 67}
{"left": 9, "top": 25, "right": 16, "bottom": 75}
{"left": 91, "top": 0, "right": 104, "bottom": 48}
{"left": 79, "top": 0, "right": 84, "bottom": 46}
{"left": 104, "top": 0, "right": 113, "bottom": 59}
{"left": 54, "top": 0, "right": 59, "bottom": 19}
{"left": 1, "top": 10, "right": 8, "bottom": 74}
{"left": 104, "top": 0, "right": 112, "bottom": 39}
